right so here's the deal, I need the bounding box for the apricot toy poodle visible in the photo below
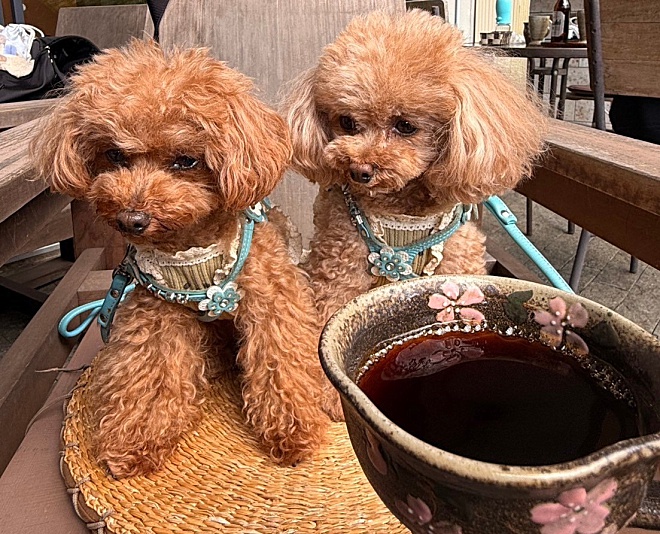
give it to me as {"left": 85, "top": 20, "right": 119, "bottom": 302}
{"left": 282, "top": 9, "right": 546, "bottom": 324}
{"left": 33, "top": 40, "right": 337, "bottom": 478}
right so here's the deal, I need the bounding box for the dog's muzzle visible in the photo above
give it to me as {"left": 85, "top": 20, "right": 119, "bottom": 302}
{"left": 117, "top": 210, "right": 152, "bottom": 235}
{"left": 349, "top": 162, "right": 375, "bottom": 184}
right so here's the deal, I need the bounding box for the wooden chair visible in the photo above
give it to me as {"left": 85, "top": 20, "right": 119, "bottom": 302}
{"left": 567, "top": 0, "right": 659, "bottom": 290}
{"left": 0, "top": 3, "right": 152, "bottom": 478}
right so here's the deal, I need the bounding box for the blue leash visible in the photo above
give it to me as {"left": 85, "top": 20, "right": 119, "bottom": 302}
{"left": 484, "top": 196, "right": 573, "bottom": 293}
{"left": 58, "top": 283, "right": 136, "bottom": 338}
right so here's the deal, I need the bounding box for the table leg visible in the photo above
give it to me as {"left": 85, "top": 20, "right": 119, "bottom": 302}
{"left": 556, "top": 58, "right": 570, "bottom": 120}
{"left": 548, "top": 58, "right": 561, "bottom": 117}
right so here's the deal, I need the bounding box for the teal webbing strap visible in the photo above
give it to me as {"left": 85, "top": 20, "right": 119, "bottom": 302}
{"left": 484, "top": 196, "right": 573, "bottom": 293}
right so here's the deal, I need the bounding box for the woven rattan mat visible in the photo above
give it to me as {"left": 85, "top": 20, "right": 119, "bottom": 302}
{"left": 61, "top": 367, "right": 406, "bottom": 533}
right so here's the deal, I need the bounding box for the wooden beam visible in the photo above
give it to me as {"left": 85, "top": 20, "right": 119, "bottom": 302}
{"left": 486, "top": 241, "right": 546, "bottom": 285}
{"left": 71, "top": 200, "right": 126, "bottom": 270}
{"left": 0, "top": 248, "right": 104, "bottom": 476}
{"left": 518, "top": 119, "right": 660, "bottom": 269}
{"left": 0, "top": 328, "right": 100, "bottom": 534}
{"left": 0, "top": 118, "right": 46, "bottom": 225}
{"left": 78, "top": 269, "right": 113, "bottom": 303}
{"left": 0, "top": 276, "right": 48, "bottom": 315}
{"left": 0, "top": 191, "right": 72, "bottom": 268}
{"left": 0, "top": 100, "right": 54, "bottom": 130}
{"left": 14, "top": 206, "right": 73, "bottom": 258}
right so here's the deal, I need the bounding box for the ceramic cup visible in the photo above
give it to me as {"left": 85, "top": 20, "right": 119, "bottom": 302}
{"left": 528, "top": 15, "right": 551, "bottom": 45}
{"left": 320, "top": 275, "right": 660, "bottom": 534}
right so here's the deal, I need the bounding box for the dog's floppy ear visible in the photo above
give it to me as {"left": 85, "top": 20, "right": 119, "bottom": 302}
{"left": 31, "top": 94, "right": 94, "bottom": 198}
{"left": 204, "top": 88, "right": 292, "bottom": 211}
{"left": 430, "top": 53, "right": 546, "bottom": 204}
{"left": 280, "top": 68, "right": 333, "bottom": 186}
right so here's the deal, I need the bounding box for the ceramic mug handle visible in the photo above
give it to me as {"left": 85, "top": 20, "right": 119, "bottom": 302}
{"left": 630, "top": 481, "right": 660, "bottom": 529}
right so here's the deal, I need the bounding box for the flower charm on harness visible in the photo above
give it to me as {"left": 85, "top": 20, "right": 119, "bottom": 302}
{"left": 198, "top": 282, "right": 243, "bottom": 317}
{"left": 368, "top": 246, "right": 414, "bottom": 282}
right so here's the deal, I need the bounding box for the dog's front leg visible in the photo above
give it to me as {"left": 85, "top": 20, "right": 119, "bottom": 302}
{"left": 89, "top": 287, "right": 211, "bottom": 478}
{"left": 436, "top": 223, "right": 488, "bottom": 275}
{"left": 305, "top": 188, "right": 374, "bottom": 325}
{"left": 234, "top": 223, "right": 332, "bottom": 465}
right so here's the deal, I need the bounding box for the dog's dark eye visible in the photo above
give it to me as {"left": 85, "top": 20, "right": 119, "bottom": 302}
{"left": 106, "top": 149, "right": 128, "bottom": 167}
{"left": 393, "top": 119, "right": 417, "bottom": 136}
{"left": 338, "top": 115, "right": 358, "bottom": 134}
{"left": 171, "top": 155, "right": 199, "bottom": 171}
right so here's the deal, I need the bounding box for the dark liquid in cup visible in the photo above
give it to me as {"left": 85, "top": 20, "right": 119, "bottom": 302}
{"left": 358, "top": 331, "right": 640, "bottom": 465}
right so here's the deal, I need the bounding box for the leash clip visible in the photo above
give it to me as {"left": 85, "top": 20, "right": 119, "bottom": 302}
{"left": 98, "top": 249, "right": 136, "bottom": 343}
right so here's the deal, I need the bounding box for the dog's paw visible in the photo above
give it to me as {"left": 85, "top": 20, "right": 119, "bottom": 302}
{"left": 104, "top": 454, "right": 159, "bottom": 479}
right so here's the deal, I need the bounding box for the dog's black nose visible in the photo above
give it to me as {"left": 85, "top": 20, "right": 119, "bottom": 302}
{"left": 117, "top": 210, "right": 152, "bottom": 235}
{"left": 349, "top": 163, "right": 375, "bottom": 184}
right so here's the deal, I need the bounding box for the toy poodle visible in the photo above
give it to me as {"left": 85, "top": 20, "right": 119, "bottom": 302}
{"left": 33, "top": 40, "right": 338, "bottom": 478}
{"left": 282, "top": 9, "right": 546, "bottom": 324}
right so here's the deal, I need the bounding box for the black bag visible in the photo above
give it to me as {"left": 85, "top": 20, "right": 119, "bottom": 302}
{"left": 0, "top": 35, "right": 100, "bottom": 104}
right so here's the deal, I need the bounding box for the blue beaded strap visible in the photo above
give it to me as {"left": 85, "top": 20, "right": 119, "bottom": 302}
{"left": 342, "top": 185, "right": 473, "bottom": 282}
{"left": 85, "top": 201, "right": 269, "bottom": 343}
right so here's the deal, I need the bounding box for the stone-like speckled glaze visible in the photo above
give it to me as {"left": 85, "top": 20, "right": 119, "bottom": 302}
{"left": 319, "top": 275, "right": 660, "bottom": 534}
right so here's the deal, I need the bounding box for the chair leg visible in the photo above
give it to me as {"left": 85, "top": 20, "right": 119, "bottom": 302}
{"left": 526, "top": 197, "right": 533, "bottom": 236}
{"left": 567, "top": 220, "right": 575, "bottom": 234}
{"left": 629, "top": 256, "right": 639, "bottom": 274}
{"left": 569, "top": 229, "right": 592, "bottom": 292}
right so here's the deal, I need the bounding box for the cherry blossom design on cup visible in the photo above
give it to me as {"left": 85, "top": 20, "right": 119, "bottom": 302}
{"left": 533, "top": 296, "right": 589, "bottom": 355}
{"left": 428, "top": 281, "right": 485, "bottom": 324}
{"left": 365, "top": 429, "right": 388, "bottom": 475}
{"left": 395, "top": 495, "right": 463, "bottom": 534}
{"left": 530, "top": 478, "right": 617, "bottom": 534}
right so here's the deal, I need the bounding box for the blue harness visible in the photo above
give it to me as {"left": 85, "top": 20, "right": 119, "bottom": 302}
{"left": 343, "top": 185, "right": 573, "bottom": 293}
{"left": 59, "top": 201, "right": 269, "bottom": 343}
{"left": 342, "top": 185, "right": 473, "bottom": 282}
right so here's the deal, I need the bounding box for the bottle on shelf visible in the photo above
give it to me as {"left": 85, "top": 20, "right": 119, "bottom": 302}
{"left": 550, "top": 0, "right": 571, "bottom": 43}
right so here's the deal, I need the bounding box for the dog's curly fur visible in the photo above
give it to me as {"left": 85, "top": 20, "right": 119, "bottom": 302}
{"left": 32, "top": 40, "right": 337, "bottom": 478}
{"left": 282, "top": 10, "right": 546, "bottom": 323}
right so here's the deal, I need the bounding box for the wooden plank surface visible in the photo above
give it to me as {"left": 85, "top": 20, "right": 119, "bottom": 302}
{"left": 0, "top": 99, "right": 55, "bottom": 129}
{"left": 599, "top": 0, "right": 660, "bottom": 98}
{"left": 0, "top": 118, "right": 46, "bottom": 224}
{"left": 0, "top": 327, "right": 99, "bottom": 534}
{"left": 55, "top": 4, "right": 154, "bottom": 48}
{"left": 518, "top": 119, "right": 660, "bottom": 269}
{"left": 0, "top": 190, "right": 72, "bottom": 268}
{"left": 600, "top": 0, "right": 660, "bottom": 23}
{"left": 71, "top": 200, "right": 126, "bottom": 270}
{"left": 14, "top": 205, "right": 73, "bottom": 258}
{"left": 159, "top": 0, "right": 405, "bottom": 244}
{"left": 0, "top": 248, "right": 104, "bottom": 475}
